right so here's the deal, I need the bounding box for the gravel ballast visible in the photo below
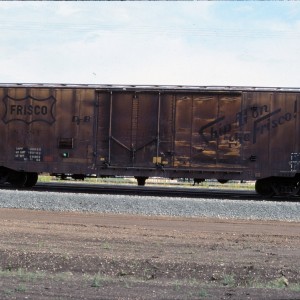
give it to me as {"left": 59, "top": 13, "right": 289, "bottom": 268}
{"left": 0, "top": 189, "right": 300, "bottom": 221}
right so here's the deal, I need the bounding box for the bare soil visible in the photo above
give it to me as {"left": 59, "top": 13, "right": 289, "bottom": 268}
{"left": 0, "top": 208, "right": 299, "bottom": 299}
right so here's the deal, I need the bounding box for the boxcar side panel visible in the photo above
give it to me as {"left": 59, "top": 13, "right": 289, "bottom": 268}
{"left": 133, "top": 92, "right": 159, "bottom": 167}
{"left": 269, "top": 92, "right": 299, "bottom": 177}
{"left": 96, "top": 91, "right": 159, "bottom": 168}
{"left": 49, "top": 88, "right": 96, "bottom": 174}
{"left": 190, "top": 94, "right": 219, "bottom": 167}
{"left": 0, "top": 87, "right": 96, "bottom": 175}
{"left": 158, "top": 94, "right": 175, "bottom": 168}
{"left": 1, "top": 87, "right": 56, "bottom": 173}
{"left": 193, "top": 93, "right": 243, "bottom": 168}
{"left": 173, "top": 94, "right": 193, "bottom": 168}
{"left": 96, "top": 91, "right": 111, "bottom": 166}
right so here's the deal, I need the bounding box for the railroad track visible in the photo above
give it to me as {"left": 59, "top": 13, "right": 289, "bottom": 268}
{"left": 2, "top": 181, "right": 296, "bottom": 201}
{"left": 36, "top": 182, "right": 260, "bottom": 199}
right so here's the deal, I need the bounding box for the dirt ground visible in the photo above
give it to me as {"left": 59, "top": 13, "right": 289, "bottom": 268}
{"left": 0, "top": 208, "right": 299, "bottom": 299}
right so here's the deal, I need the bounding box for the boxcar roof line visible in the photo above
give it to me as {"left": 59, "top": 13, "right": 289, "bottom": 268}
{"left": 1, "top": 83, "right": 300, "bottom": 93}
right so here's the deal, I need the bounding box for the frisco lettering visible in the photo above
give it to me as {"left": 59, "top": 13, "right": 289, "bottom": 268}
{"left": 200, "top": 102, "right": 298, "bottom": 145}
{"left": 10, "top": 105, "right": 48, "bottom": 116}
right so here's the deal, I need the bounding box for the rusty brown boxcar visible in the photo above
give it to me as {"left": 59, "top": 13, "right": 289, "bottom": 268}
{"left": 0, "top": 83, "right": 300, "bottom": 196}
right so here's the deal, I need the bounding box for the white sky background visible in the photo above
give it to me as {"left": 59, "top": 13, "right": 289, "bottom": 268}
{"left": 1, "top": 1, "right": 300, "bottom": 87}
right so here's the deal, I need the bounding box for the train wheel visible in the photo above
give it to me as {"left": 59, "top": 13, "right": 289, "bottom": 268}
{"left": 255, "top": 178, "right": 274, "bottom": 197}
{"left": 24, "top": 172, "right": 38, "bottom": 187}
{"left": 8, "top": 172, "right": 27, "bottom": 188}
{"left": 274, "top": 180, "right": 300, "bottom": 196}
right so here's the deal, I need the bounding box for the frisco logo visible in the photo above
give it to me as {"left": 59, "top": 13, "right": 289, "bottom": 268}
{"left": 2, "top": 95, "right": 56, "bottom": 125}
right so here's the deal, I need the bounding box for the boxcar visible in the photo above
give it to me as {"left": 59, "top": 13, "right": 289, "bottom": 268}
{"left": 0, "top": 83, "right": 300, "bottom": 196}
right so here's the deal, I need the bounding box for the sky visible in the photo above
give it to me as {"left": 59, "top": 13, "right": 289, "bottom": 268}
{"left": 1, "top": 1, "right": 300, "bottom": 87}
